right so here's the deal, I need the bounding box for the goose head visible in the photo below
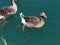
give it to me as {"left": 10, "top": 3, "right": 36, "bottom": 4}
{"left": 40, "top": 12, "right": 47, "bottom": 19}
{"left": 10, "top": 0, "right": 17, "bottom": 14}
{"left": 11, "top": 0, "right": 17, "bottom": 9}
{"left": 11, "top": 0, "right": 16, "bottom": 5}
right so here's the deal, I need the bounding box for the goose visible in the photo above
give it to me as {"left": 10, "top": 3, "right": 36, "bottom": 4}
{"left": 0, "top": 0, "right": 17, "bottom": 19}
{"left": 20, "top": 12, "right": 47, "bottom": 31}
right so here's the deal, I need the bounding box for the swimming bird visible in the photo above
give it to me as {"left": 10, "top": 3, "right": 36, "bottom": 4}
{"left": 20, "top": 12, "right": 47, "bottom": 31}
{"left": 0, "top": 0, "right": 17, "bottom": 19}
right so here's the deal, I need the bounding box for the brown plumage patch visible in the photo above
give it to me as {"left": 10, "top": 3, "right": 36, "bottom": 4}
{"left": 0, "top": 9, "right": 7, "bottom": 15}
{"left": 0, "top": 6, "right": 14, "bottom": 18}
{"left": 24, "top": 16, "right": 40, "bottom": 25}
{"left": 2, "top": 7, "right": 14, "bottom": 12}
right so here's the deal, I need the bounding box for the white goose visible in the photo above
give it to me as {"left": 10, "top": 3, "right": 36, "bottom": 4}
{"left": 20, "top": 12, "right": 47, "bottom": 31}
{"left": 0, "top": 0, "right": 17, "bottom": 19}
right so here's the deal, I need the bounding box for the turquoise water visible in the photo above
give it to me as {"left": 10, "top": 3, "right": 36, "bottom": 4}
{"left": 0, "top": 0, "right": 60, "bottom": 45}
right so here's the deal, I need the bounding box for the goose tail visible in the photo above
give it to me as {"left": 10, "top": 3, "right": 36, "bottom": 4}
{"left": 20, "top": 12, "right": 26, "bottom": 25}
{"left": 20, "top": 12, "right": 25, "bottom": 18}
{"left": 0, "top": 15, "right": 5, "bottom": 19}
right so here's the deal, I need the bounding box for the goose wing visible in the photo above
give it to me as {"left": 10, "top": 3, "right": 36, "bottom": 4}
{"left": 0, "top": 6, "right": 14, "bottom": 15}
{"left": 0, "top": 6, "right": 15, "bottom": 18}
{"left": 24, "top": 16, "right": 40, "bottom": 25}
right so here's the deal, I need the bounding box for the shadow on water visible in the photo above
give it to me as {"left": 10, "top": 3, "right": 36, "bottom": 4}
{"left": 18, "top": 24, "right": 48, "bottom": 45}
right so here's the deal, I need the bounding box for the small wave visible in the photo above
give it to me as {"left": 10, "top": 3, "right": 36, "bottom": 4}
{"left": 0, "top": 37, "right": 8, "bottom": 45}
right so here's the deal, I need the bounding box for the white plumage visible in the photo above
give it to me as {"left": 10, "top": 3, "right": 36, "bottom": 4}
{"left": 20, "top": 12, "right": 26, "bottom": 25}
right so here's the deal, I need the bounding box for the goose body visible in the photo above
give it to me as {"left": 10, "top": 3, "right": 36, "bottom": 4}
{"left": 20, "top": 12, "right": 47, "bottom": 31}
{"left": 0, "top": 0, "right": 17, "bottom": 19}
{"left": 25, "top": 18, "right": 45, "bottom": 28}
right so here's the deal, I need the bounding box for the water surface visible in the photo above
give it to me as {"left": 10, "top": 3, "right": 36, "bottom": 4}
{"left": 0, "top": 0, "right": 60, "bottom": 45}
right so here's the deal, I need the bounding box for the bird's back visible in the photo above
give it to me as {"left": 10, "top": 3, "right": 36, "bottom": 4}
{"left": 24, "top": 16, "right": 40, "bottom": 25}
{"left": 0, "top": 6, "right": 15, "bottom": 18}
